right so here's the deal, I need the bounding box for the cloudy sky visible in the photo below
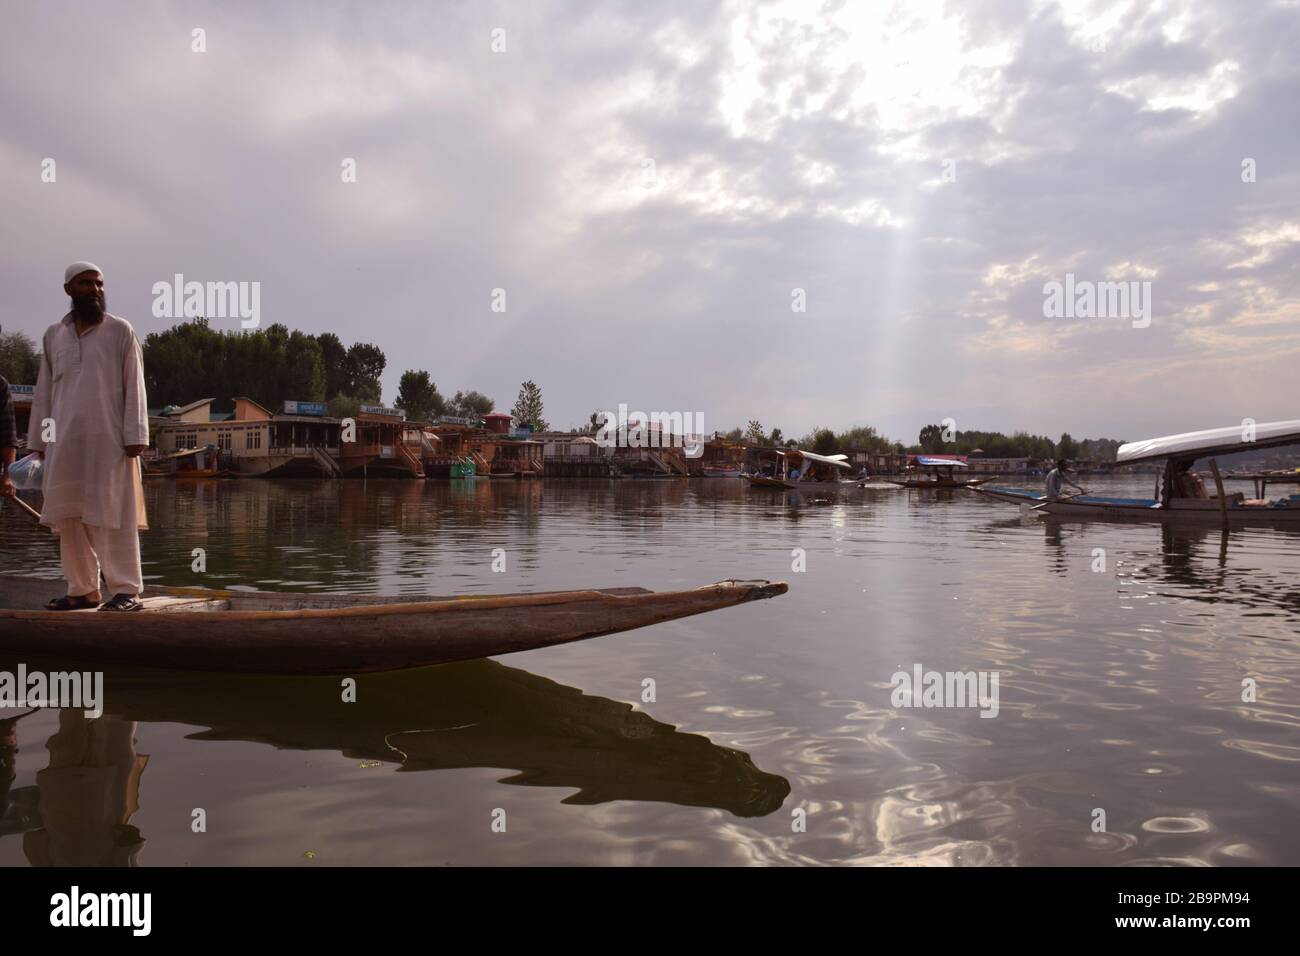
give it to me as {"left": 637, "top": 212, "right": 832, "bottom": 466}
{"left": 2, "top": 0, "right": 1297, "bottom": 444}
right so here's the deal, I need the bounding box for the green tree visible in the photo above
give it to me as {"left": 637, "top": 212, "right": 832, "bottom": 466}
{"left": 397, "top": 370, "right": 445, "bottom": 422}
{"left": 284, "top": 330, "right": 325, "bottom": 402}
{"left": 316, "top": 333, "right": 348, "bottom": 398}
{"left": 812, "top": 428, "right": 838, "bottom": 455}
{"left": 918, "top": 423, "right": 946, "bottom": 453}
{"left": 510, "top": 380, "right": 548, "bottom": 431}
{"left": 345, "top": 343, "right": 385, "bottom": 402}
{"left": 769, "top": 427, "right": 783, "bottom": 446}
{"left": 327, "top": 394, "right": 361, "bottom": 419}
{"left": 448, "top": 390, "right": 495, "bottom": 419}
{"left": 143, "top": 319, "right": 363, "bottom": 409}
{"left": 744, "top": 420, "right": 765, "bottom": 444}
{"left": 0, "top": 329, "right": 42, "bottom": 384}
{"left": 1057, "top": 432, "right": 1079, "bottom": 460}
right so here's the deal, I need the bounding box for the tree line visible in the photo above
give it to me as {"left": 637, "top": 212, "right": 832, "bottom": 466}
{"left": 141, "top": 320, "right": 385, "bottom": 414}
{"left": 720, "top": 419, "right": 1125, "bottom": 460}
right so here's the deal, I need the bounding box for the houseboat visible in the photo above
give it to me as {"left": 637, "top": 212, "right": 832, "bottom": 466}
{"left": 338, "top": 404, "right": 423, "bottom": 478}
{"left": 427, "top": 419, "right": 489, "bottom": 478}
{"left": 538, "top": 433, "right": 614, "bottom": 477}
{"left": 694, "top": 435, "right": 748, "bottom": 477}
{"left": 153, "top": 398, "right": 342, "bottom": 477}
{"left": 468, "top": 413, "right": 543, "bottom": 478}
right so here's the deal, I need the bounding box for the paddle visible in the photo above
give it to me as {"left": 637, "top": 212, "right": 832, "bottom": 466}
{"left": 1022, "top": 490, "right": 1090, "bottom": 514}
{"left": 2, "top": 492, "right": 47, "bottom": 527}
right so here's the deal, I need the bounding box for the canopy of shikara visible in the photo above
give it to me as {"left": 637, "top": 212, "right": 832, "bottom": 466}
{"left": 915, "top": 456, "right": 968, "bottom": 468}
{"left": 1116, "top": 420, "right": 1300, "bottom": 466}
{"left": 785, "top": 449, "right": 851, "bottom": 469}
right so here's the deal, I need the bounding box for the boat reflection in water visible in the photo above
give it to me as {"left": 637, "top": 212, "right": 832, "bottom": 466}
{"left": 0, "top": 658, "right": 790, "bottom": 864}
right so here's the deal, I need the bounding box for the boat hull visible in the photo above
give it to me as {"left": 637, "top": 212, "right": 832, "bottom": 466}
{"left": 0, "top": 576, "right": 788, "bottom": 675}
{"left": 973, "top": 486, "right": 1300, "bottom": 524}
{"left": 746, "top": 476, "right": 861, "bottom": 491}
{"left": 887, "top": 478, "right": 990, "bottom": 489}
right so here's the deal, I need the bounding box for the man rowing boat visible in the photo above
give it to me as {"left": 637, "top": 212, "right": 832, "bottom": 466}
{"left": 1044, "top": 458, "right": 1084, "bottom": 500}
{"left": 27, "top": 262, "right": 150, "bottom": 612}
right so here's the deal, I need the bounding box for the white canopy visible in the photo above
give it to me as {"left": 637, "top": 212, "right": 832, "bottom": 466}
{"left": 779, "top": 449, "right": 852, "bottom": 469}
{"left": 1116, "top": 420, "right": 1300, "bottom": 465}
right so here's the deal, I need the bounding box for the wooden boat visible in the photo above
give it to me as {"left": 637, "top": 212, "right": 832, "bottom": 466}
{"left": 972, "top": 419, "right": 1300, "bottom": 524}
{"left": 0, "top": 576, "right": 788, "bottom": 675}
{"left": 887, "top": 456, "right": 990, "bottom": 489}
{"left": 143, "top": 446, "right": 234, "bottom": 479}
{"left": 702, "top": 466, "right": 744, "bottom": 478}
{"left": 746, "top": 449, "right": 858, "bottom": 490}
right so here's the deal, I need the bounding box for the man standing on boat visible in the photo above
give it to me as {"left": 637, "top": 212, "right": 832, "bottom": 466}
{"left": 1044, "top": 458, "right": 1084, "bottom": 501}
{"left": 27, "top": 262, "right": 150, "bottom": 612}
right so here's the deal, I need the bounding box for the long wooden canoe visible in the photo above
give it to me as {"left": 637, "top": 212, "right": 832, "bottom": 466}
{"left": 0, "top": 575, "right": 788, "bottom": 675}
{"left": 885, "top": 477, "right": 991, "bottom": 489}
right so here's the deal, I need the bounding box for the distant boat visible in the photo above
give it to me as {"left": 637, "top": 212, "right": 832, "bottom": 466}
{"left": 887, "top": 456, "right": 991, "bottom": 489}
{"left": 746, "top": 449, "right": 857, "bottom": 490}
{"left": 143, "top": 445, "right": 234, "bottom": 480}
{"left": 973, "top": 420, "right": 1300, "bottom": 524}
{"left": 0, "top": 576, "right": 788, "bottom": 675}
{"left": 702, "top": 466, "right": 744, "bottom": 478}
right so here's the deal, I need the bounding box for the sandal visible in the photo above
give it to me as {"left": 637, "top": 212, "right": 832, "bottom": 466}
{"left": 99, "top": 593, "right": 144, "bottom": 612}
{"left": 45, "top": 594, "right": 98, "bottom": 611}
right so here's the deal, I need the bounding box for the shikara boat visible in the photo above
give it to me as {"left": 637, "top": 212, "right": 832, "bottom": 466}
{"left": 0, "top": 576, "right": 788, "bottom": 675}
{"left": 746, "top": 449, "right": 858, "bottom": 490}
{"left": 972, "top": 419, "right": 1300, "bottom": 525}
{"left": 887, "top": 456, "right": 991, "bottom": 489}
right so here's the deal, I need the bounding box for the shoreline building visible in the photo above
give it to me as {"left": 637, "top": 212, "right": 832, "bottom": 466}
{"left": 152, "top": 398, "right": 341, "bottom": 477}
{"left": 5, "top": 383, "right": 34, "bottom": 445}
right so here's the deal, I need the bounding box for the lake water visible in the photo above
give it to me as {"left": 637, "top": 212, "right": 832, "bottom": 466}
{"left": 2, "top": 476, "right": 1298, "bottom": 865}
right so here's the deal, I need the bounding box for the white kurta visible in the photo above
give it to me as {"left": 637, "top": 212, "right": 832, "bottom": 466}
{"left": 27, "top": 312, "right": 149, "bottom": 531}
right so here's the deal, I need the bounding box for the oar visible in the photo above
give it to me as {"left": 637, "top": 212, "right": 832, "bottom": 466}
{"left": 1024, "top": 490, "right": 1090, "bottom": 513}
{"left": 3, "top": 493, "right": 47, "bottom": 527}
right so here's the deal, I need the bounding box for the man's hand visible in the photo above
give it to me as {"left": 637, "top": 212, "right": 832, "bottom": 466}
{"left": 124, "top": 445, "right": 146, "bottom": 458}
{"left": 1, "top": 474, "right": 15, "bottom": 498}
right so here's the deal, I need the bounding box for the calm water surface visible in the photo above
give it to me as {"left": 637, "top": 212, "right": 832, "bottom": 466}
{"left": 2, "top": 477, "right": 1298, "bottom": 865}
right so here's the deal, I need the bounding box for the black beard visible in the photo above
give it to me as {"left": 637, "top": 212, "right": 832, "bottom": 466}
{"left": 70, "top": 294, "right": 106, "bottom": 324}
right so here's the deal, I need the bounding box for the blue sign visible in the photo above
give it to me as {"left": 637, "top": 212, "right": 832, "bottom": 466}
{"left": 282, "top": 400, "right": 327, "bottom": 416}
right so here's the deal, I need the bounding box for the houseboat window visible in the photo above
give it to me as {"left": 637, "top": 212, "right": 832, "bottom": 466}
{"left": 245, "top": 430, "right": 262, "bottom": 450}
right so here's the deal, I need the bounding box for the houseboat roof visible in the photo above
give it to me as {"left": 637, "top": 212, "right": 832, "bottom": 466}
{"left": 1116, "top": 420, "right": 1300, "bottom": 466}
{"left": 232, "top": 396, "right": 275, "bottom": 418}
{"left": 161, "top": 397, "right": 214, "bottom": 416}
{"left": 916, "top": 456, "right": 968, "bottom": 468}
{"left": 273, "top": 414, "right": 342, "bottom": 425}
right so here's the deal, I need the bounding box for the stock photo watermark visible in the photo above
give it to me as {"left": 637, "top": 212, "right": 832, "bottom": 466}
{"left": 889, "top": 664, "right": 1000, "bottom": 718}
{"left": 1042, "top": 273, "right": 1151, "bottom": 328}
{"left": 593, "top": 404, "right": 705, "bottom": 457}
{"left": 152, "top": 273, "right": 260, "bottom": 328}
{"left": 0, "top": 663, "right": 103, "bottom": 718}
